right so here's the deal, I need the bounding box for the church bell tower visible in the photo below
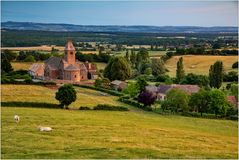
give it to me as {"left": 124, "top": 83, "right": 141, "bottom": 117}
{"left": 64, "top": 40, "right": 76, "bottom": 65}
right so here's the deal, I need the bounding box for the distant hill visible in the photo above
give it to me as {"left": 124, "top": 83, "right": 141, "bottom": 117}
{"left": 1, "top": 21, "right": 238, "bottom": 33}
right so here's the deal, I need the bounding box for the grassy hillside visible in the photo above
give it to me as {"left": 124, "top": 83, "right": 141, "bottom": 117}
{"left": 1, "top": 84, "right": 238, "bottom": 158}
{"left": 1, "top": 85, "right": 126, "bottom": 109}
{"left": 165, "top": 55, "right": 237, "bottom": 77}
{"left": 2, "top": 107, "right": 238, "bottom": 159}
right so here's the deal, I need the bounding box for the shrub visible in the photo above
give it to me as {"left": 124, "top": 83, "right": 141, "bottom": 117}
{"left": 156, "top": 74, "right": 170, "bottom": 82}
{"left": 118, "top": 97, "right": 152, "bottom": 111}
{"left": 79, "top": 106, "right": 91, "bottom": 110}
{"left": 93, "top": 104, "right": 129, "bottom": 111}
{"left": 232, "top": 62, "right": 238, "bottom": 68}
{"left": 24, "top": 55, "right": 35, "bottom": 62}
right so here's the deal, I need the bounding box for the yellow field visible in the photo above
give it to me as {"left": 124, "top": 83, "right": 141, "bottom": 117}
{"left": 165, "top": 55, "right": 238, "bottom": 77}
{"left": 2, "top": 45, "right": 65, "bottom": 51}
{"left": 1, "top": 84, "right": 126, "bottom": 109}
{"left": 11, "top": 62, "right": 42, "bottom": 70}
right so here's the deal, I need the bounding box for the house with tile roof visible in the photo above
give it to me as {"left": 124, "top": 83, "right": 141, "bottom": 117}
{"left": 146, "top": 84, "right": 200, "bottom": 101}
{"left": 29, "top": 40, "right": 98, "bottom": 82}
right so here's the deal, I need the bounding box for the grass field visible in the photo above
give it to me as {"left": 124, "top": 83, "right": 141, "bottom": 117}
{"left": 94, "top": 62, "right": 107, "bottom": 70}
{"left": 165, "top": 55, "right": 238, "bottom": 77}
{"left": 1, "top": 85, "right": 126, "bottom": 109}
{"left": 1, "top": 84, "right": 238, "bottom": 158}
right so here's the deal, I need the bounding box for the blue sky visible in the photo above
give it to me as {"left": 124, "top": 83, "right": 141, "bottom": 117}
{"left": 1, "top": 1, "right": 238, "bottom": 26}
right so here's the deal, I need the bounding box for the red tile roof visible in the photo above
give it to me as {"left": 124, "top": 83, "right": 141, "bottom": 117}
{"left": 227, "top": 96, "right": 237, "bottom": 107}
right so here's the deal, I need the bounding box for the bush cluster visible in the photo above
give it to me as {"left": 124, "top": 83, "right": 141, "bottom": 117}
{"left": 79, "top": 104, "right": 129, "bottom": 111}
{"left": 93, "top": 104, "right": 129, "bottom": 111}
{"left": 181, "top": 112, "right": 238, "bottom": 121}
{"left": 118, "top": 97, "right": 152, "bottom": 111}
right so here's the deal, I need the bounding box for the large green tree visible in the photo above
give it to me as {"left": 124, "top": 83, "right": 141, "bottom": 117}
{"left": 130, "top": 49, "right": 136, "bottom": 68}
{"left": 123, "top": 82, "right": 140, "bottom": 98}
{"left": 176, "top": 57, "right": 185, "bottom": 83}
{"left": 1, "top": 56, "right": 13, "bottom": 74}
{"left": 189, "top": 89, "right": 210, "bottom": 116}
{"left": 162, "top": 88, "right": 189, "bottom": 113}
{"left": 103, "top": 57, "right": 131, "bottom": 81}
{"left": 136, "top": 77, "right": 148, "bottom": 93}
{"left": 208, "top": 89, "right": 228, "bottom": 116}
{"left": 151, "top": 58, "right": 166, "bottom": 76}
{"left": 209, "top": 61, "right": 223, "bottom": 88}
{"left": 125, "top": 49, "right": 130, "bottom": 62}
{"left": 55, "top": 84, "right": 77, "bottom": 109}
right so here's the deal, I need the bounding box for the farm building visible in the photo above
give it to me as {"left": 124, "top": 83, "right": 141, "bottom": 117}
{"left": 28, "top": 63, "right": 44, "bottom": 79}
{"left": 28, "top": 40, "right": 98, "bottom": 82}
{"left": 146, "top": 84, "right": 200, "bottom": 101}
{"left": 110, "top": 80, "right": 127, "bottom": 91}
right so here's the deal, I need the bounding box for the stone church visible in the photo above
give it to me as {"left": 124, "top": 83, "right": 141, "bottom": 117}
{"left": 29, "top": 40, "right": 97, "bottom": 82}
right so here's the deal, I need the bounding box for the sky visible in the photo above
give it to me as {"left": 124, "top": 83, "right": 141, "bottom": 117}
{"left": 1, "top": 1, "right": 238, "bottom": 26}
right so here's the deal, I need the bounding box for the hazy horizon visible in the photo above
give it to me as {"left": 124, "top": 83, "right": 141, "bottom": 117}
{"left": 1, "top": 1, "right": 238, "bottom": 27}
{"left": 2, "top": 21, "right": 238, "bottom": 27}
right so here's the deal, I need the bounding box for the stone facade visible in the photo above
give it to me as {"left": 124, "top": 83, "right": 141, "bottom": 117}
{"left": 43, "top": 40, "right": 97, "bottom": 82}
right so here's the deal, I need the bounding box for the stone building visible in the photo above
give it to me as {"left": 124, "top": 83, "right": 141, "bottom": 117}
{"left": 30, "top": 40, "right": 98, "bottom": 82}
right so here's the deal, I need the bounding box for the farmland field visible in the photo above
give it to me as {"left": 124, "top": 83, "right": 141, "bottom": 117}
{"left": 1, "top": 84, "right": 238, "bottom": 159}
{"left": 165, "top": 55, "right": 238, "bottom": 77}
{"left": 11, "top": 62, "right": 43, "bottom": 70}
{"left": 1, "top": 45, "right": 65, "bottom": 51}
{"left": 1, "top": 85, "right": 126, "bottom": 109}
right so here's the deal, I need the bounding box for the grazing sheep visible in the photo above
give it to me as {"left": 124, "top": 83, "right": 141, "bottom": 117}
{"left": 14, "top": 115, "right": 20, "bottom": 123}
{"left": 39, "top": 126, "right": 52, "bottom": 132}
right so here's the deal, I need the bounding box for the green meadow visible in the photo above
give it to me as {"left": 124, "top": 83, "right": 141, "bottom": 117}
{"left": 1, "top": 84, "right": 238, "bottom": 159}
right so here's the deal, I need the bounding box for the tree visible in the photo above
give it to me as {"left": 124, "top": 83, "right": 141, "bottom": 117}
{"left": 232, "top": 61, "right": 238, "bottom": 68}
{"left": 55, "top": 84, "right": 77, "bottom": 109}
{"left": 151, "top": 58, "right": 166, "bottom": 76}
{"left": 138, "top": 90, "right": 157, "bottom": 107}
{"left": 223, "top": 71, "right": 238, "bottom": 82}
{"left": 103, "top": 57, "right": 131, "bottom": 81}
{"left": 176, "top": 57, "right": 185, "bottom": 83}
{"left": 130, "top": 49, "right": 136, "bottom": 68}
{"left": 2, "top": 50, "right": 18, "bottom": 61}
{"left": 230, "top": 84, "right": 238, "bottom": 100}
{"left": 208, "top": 89, "right": 228, "bottom": 116}
{"left": 181, "top": 73, "right": 209, "bottom": 87}
{"left": 24, "top": 55, "right": 35, "bottom": 62}
{"left": 123, "top": 82, "right": 140, "bottom": 98}
{"left": 125, "top": 49, "right": 130, "bottom": 62}
{"left": 136, "top": 48, "right": 149, "bottom": 72}
{"left": 94, "top": 78, "right": 102, "bottom": 88}
{"left": 189, "top": 89, "right": 210, "bottom": 116}
{"left": 163, "top": 88, "right": 189, "bottom": 112}
{"left": 136, "top": 77, "right": 148, "bottom": 93}
{"left": 209, "top": 61, "right": 223, "bottom": 88}
{"left": 1, "top": 56, "right": 13, "bottom": 74}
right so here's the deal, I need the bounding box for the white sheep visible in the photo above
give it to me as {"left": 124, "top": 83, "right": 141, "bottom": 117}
{"left": 14, "top": 115, "right": 20, "bottom": 123}
{"left": 39, "top": 126, "right": 52, "bottom": 132}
